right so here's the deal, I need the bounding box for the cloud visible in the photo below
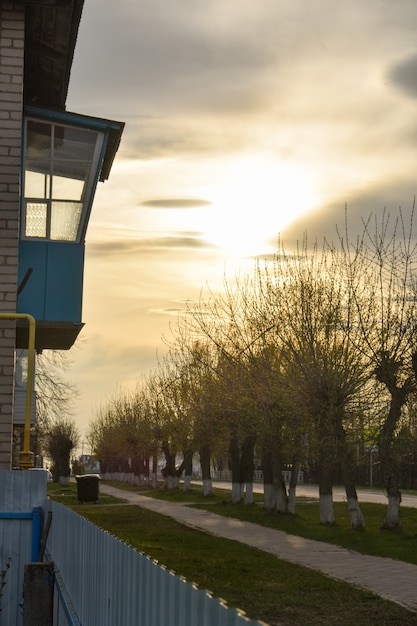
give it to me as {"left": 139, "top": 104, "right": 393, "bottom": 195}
{"left": 280, "top": 176, "right": 417, "bottom": 247}
{"left": 141, "top": 198, "right": 211, "bottom": 209}
{"left": 148, "top": 307, "right": 188, "bottom": 317}
{"left": 86, "top": 234, "right": 216, "bottom": 257}
{"left": 64, "top": 0, "right": 417, "bottom": 436}
{"left": 388, "top": 53, "right": 417, "bottom": 98}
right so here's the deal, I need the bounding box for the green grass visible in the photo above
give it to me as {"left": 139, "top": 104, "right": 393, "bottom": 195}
{"left": 48, "top": 481, "right": 417, "bottom": 625}
{"left": 193, "top": 498, "right": 417, "bottom": 565}
{"left": 47, "top": 481, "right": 126, "bottom": 505}
{"left": 100, "top": 481, "right": 417, "bottom": 565}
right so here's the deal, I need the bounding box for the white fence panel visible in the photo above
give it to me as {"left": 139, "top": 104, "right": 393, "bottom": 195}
{"left": 46, "top": 500, "right": 265, "bottom": 626}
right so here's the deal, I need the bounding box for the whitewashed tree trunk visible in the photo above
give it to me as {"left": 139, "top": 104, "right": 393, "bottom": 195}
{"left": 384, "top": 494, "right": 401, "bottom": 529}
{"left": 347, "top": 497, "right": 365, "bottom": 529}
{"left": 231, "top": 482, "right": 242, "bottom": 503}
{"left": 244, "top": 482, "right": 254, "bottom": 505}
{"left": 275, "top": 486, "right": 288, "bottom": 513}
{"left": 288, "top": 486, "right": 296, "bottom": 514}
{"left": 263, "top": 483, "right": 275, "bottom": 510}
{"left": 319, "top": 493, "right": 334, "bottom": 525}
{"left": 202, "top": 478, "right": 213, "bottom": 496}
{"left": 183, "top": 475, "right": 192, "bottom": 492}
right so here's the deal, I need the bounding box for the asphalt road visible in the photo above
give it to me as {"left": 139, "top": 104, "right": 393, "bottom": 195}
{"left": 207, "top": 481, "right": 417, "bottom": 508}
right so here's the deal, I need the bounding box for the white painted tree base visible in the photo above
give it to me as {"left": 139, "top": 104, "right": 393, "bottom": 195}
{"left": 319, "top": 494, "right": 334, "bottom": 525}
{"left": 383, "top": 495, "right": 401, "bottom": 529}
{"left": 231, "top": 482, "right": 243, "bottom": 503}
{"left": 183, "top": 475, "right": 192, "bottom": 492}
{"left": 347, "top": 497, "right": 365, "bottom": 529}
{"left": 275, "top": 488, "right": 287, "bottom": 513}
{"left": 263, "top": 484, "right": 275, "bottom": 510}
{"left": 202, "top": 478, "right": 213, "bottom": 496}
{"left": 244, "top": 483, "right": 254, "bottom": 505}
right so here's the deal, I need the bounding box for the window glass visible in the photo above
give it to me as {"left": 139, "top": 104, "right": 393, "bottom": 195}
{"left": 26, "top": 121, "right": 51, "bottom": 158}
{"left": 50, "top": 201, "right": 83, "bottom": 241}
{"left": 23, "top": 114, "right": 104, "bottom": 242}
{"left": 25, "top": 202, "right": 47, "bottom": 237}
{"left": 54, "top": 125, "right": 97, "bottom": 162}
{"left": 52, "top": 173, "right": 85, "bottom": 201}
{"left": 24, "top": 166, "right": 50, "bottom": 199}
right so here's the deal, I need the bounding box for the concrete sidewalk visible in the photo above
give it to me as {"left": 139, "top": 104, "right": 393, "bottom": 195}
{"left": 100, "top": 484, "right": 417, "bottom": 613}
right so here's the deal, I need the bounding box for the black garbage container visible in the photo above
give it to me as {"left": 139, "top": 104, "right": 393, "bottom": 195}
{"left": 75, "top": 474, "right": 101, "bottom": 503}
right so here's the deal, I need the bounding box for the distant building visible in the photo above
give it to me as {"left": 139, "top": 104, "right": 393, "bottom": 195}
{"left": 0, "top": 1, "right": 124, "bottom": 468}
{"left": 78, "top": 454, "right": 100, "bottom": 474}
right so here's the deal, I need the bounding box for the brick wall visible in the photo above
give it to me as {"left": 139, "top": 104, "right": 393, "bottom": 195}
{"left": 0, "top": 3, "right": 24, "bottom": 468}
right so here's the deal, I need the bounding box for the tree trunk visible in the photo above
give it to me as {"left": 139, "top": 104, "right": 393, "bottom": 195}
{"left": 384, "top": 491, "right": 402, "bottom": 530}
{"left": 229, "top": 432, "right": 242, "bottom": 503}
{"left": 272, "top": 454, "right": 288, "bottom": 513}
{"left": 380, "top": 457, "right": 402, "bottom": 530}
{"left": 244, "top": 482, "right": 253, "bottom": 505}
{"left": 200, "top": 444, "right": 213, "bottom": 496}
{"left": 318, "top": 444, "right": 335, "bottom": 525}
{"left": 261, "top": 445, "right": 287, "bottom": 512}
{"left": 261, "top": 448, "right": 275, "bottom": 510}
{"left": 287, "top": 458, "right": 300, "bottom": 515}
{"left": 183, "top": 449, "right": 193, "bottom": 493}
{"left": 335, "top": 418, "right": 365, "bottom": 529}
{"left": 150, "top": 451, "right": 158, "bottom": 488}
{"left": 374, "top": 354, "right": 413, "bottom": 530}
{"left": 263, "top": 483, "right": 275, "bottom": 510}
{"left": 241, "top": 436, "right": 256, "bottom": 505}
{"left": 162, "top": 443, "right": 178, "bottom": 490}
{"left": 378, "top": 390, "right": 406, "bottom": 530}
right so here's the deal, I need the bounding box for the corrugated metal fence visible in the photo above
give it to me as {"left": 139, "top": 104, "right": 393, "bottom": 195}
{"left": 46, "top": 500, "right": 266, "bottom": 626}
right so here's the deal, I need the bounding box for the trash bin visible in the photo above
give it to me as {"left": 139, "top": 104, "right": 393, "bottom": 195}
{"left": 75, "top": 474, "right": 101, "bottom": 503}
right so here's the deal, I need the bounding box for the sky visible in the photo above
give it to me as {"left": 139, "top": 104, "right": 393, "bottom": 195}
{"left": 62, "top": 0, "right": 417, "bottom": 441}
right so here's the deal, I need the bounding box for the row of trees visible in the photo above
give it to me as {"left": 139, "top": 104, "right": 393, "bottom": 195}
{"left": 89, "top": 208, "right": 417, "bottom": 530}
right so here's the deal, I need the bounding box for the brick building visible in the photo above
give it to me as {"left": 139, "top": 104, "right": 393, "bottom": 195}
{"left": 0, "top": 1, "right": 123, "bottom": 469}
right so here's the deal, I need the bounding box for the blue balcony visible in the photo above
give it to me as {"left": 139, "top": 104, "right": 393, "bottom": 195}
{"left": 17, "top": 106, "right": 124, "bottom": 350}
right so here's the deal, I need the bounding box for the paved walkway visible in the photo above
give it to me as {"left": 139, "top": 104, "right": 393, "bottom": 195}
{"left": 100, "top": 484, "right": 417, "bottom": 613}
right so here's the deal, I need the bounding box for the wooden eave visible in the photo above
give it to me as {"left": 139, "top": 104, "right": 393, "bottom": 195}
{"left": 23, "top": 0, "right": 84, "bottom": 110}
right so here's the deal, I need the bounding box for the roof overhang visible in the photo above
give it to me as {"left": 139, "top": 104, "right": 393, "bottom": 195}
{"left": 23, "top": 0, "right": 85, "bottom": 111}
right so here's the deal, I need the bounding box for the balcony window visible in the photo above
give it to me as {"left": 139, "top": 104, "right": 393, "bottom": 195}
{"left": 22, "top": 114, "right": 105, "bottom": 242}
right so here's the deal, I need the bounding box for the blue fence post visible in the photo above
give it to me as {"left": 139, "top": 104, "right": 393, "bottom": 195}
{"left": 31, "top": 506, "right": 42, "bottom": 562}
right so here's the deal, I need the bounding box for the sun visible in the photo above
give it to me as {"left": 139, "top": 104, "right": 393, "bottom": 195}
{"left": 199, "top": 155, "right": 319, "bottom": 258}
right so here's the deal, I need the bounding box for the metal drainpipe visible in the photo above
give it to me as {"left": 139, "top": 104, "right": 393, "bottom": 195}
{"left": 0, "top": 312, "right": 36, "bottom": 468}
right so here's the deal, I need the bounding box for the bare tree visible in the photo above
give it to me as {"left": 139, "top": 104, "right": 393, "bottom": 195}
{"left": 44, "top": 417, "right": 80, "bottom": 483}
{"left": 33, "top": 350, "right": 78, "bottom": 462}
{"left": 182, "top": 275, "right": 299, "bottom": 511}
{"left": 257, "top": 238, "right": 369, "bottom": 527}
{"left": 341, "top": 207, "right": 417, "bottom": 529}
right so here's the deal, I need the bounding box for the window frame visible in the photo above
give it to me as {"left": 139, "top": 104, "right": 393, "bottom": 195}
{"left": 21, "top": 108, "right": 108, "bottom": 244}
